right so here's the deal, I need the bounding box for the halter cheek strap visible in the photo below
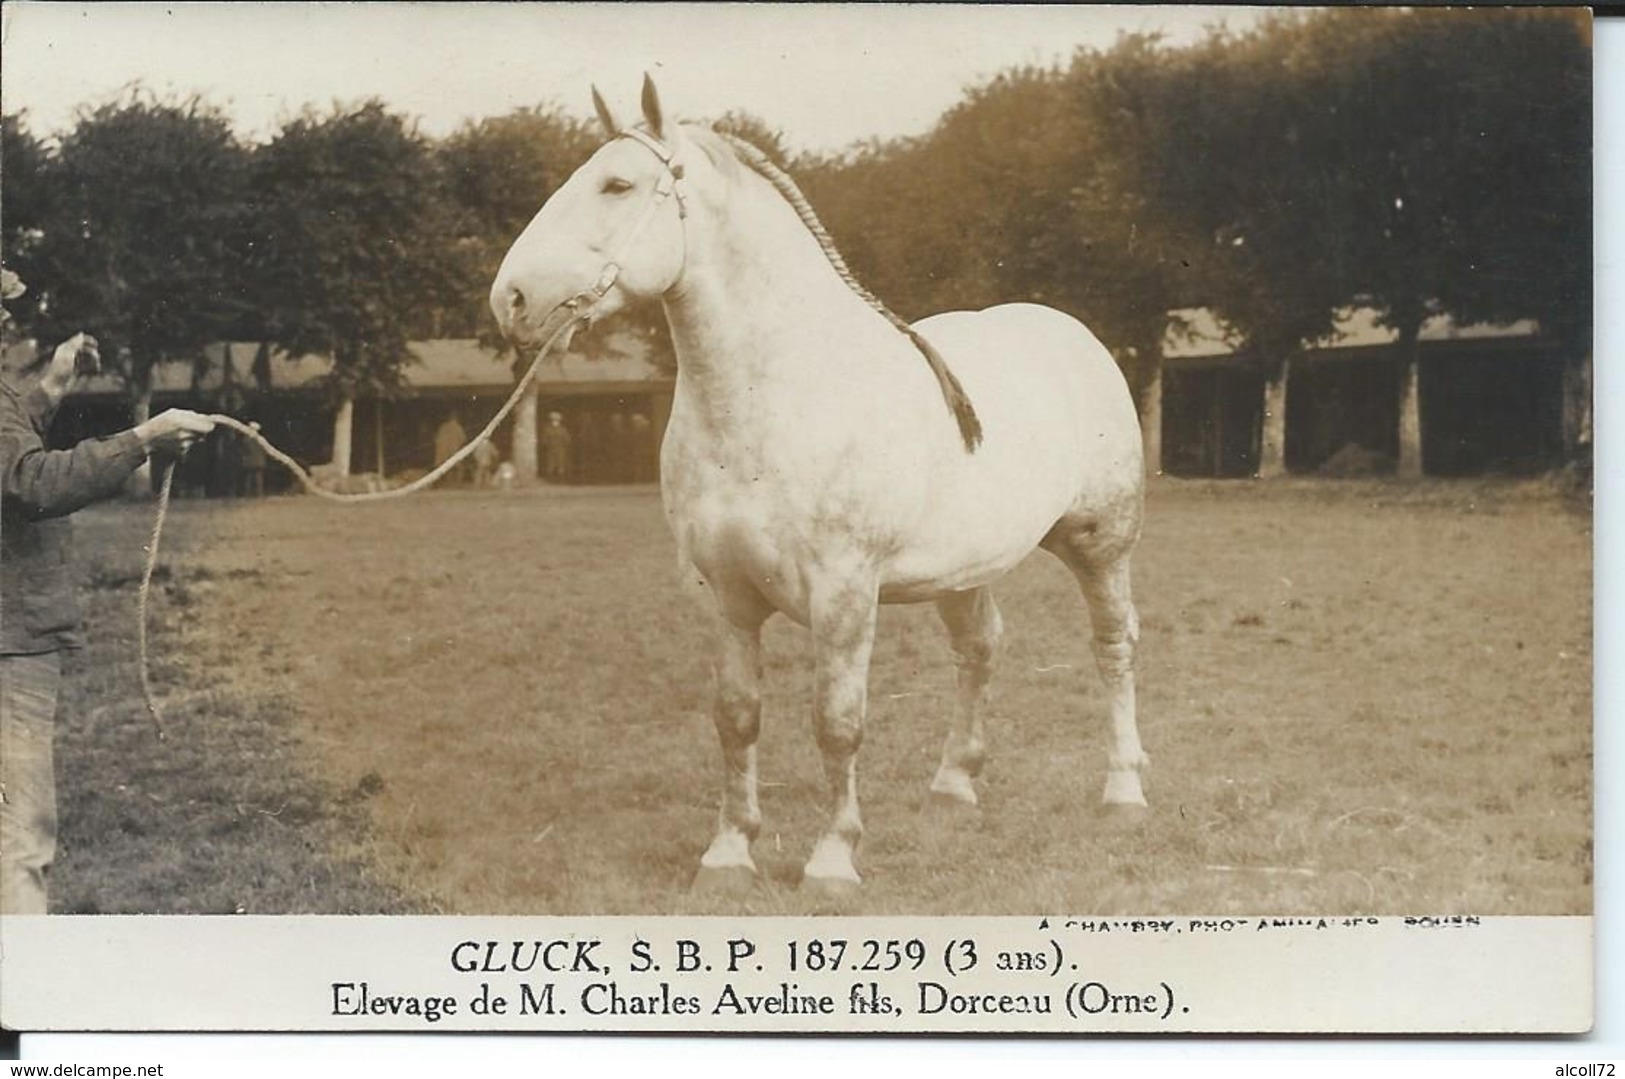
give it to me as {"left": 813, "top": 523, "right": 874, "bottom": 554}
{"left": 574, "top": 128, "right": 690, "bottom": 320}
{"left": 619, "top": 128, "right": 689, "bottom": 219}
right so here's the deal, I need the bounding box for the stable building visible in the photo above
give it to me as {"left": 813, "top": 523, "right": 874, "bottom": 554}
{"left": 1152, "top": 307, "right": 1587, "bottom": 479}
{"left": 44, "top": 331, "right": 675, "bottom": 493}
{"left": 333, "top": 333, "right": 674, "bottom": 486}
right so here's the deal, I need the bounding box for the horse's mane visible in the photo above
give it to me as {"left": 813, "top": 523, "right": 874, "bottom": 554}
{"left": 698, "top": 126, "right": 983, "bottom": 452}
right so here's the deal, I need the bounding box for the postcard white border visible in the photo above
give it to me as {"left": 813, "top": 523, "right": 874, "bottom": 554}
{"left": 0, "top": 2, "right": 1614, "bottom": 1059}
{"left": 0, "top": 914, "right": 1593, "bottom": 1034}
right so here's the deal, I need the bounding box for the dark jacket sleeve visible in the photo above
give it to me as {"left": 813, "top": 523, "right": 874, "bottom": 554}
{"left": 0, "top": 380, "right": 147, "bottom": 521}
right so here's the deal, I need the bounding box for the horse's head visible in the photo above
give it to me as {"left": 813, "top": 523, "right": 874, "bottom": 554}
{"left": 491, "top": 75, "right": 694, "bottom": 349}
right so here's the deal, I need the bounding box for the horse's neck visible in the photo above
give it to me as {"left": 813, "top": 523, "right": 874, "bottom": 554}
{"left": 662, "top": 179, "right": 881, "bottom": 387}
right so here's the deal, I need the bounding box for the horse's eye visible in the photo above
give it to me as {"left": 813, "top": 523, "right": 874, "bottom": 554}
{"left": 601, "top": 178, "right": 634, "bottom": 196}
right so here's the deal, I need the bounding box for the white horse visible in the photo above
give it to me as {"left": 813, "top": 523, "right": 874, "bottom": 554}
{"left": 491, "top": 78, "right": 1148, "bottom": 900}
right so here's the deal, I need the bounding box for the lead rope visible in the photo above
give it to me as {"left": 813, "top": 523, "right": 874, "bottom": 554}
{"left": 138, "top": 459, "right": 177, "bottom": 739}
{"left": 135, "top": 307, "right": 587, "bottom": 736}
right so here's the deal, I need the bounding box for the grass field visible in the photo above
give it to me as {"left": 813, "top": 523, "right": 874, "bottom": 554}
{"left": 53, "top": 476, "right": 1591, "bottom": 916}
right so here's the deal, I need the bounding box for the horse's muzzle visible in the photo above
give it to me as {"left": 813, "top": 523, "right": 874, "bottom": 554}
{"left": 492, "top": 274, "right": 591, "bottom": 355}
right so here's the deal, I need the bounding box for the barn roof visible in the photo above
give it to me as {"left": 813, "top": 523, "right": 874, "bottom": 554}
{"left": 1162, "top": 306, "right": 1542, "bottom": 360}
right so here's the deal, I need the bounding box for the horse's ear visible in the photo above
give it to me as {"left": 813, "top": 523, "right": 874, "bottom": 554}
{"left": 641, "top": 72, "right": 665, "bottom": 141}
{"left": 591, "top": 84, "right": 621, "bottom": 137}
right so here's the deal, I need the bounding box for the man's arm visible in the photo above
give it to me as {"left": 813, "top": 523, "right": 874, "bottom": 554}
{"left": 0, "top": 381, "right": 147, "bottom": 521}
{"left": 1, "top": 329, "right": 217, "bottom": 519}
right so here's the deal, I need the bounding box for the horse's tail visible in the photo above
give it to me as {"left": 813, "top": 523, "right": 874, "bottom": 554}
{"left": 715, "top": 130, "right": 983, "bottom": 452}
{"left": 895, "top": 325, "right": 983, "bottom": 452}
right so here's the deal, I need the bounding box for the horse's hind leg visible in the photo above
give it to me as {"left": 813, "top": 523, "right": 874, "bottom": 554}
{"left": 929, "top": 586, "right": 1002, "bottom": 808}
{"left": 1043, "top": 522, "right": 1149, "bottom": 819}
{"left": 693, "top": 596, "right": 771, "bottom": 896}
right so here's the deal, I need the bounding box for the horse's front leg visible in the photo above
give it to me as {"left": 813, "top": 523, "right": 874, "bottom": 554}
{"left": 802, "top": 576, "right": 879, "bottom": 900}
{"left": 693, "top": 593, "right": 772, "bottom": 896}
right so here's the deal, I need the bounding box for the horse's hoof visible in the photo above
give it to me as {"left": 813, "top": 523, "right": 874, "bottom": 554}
{"left": 1098, "top": 802, "right": 1150, "bottom": 832}
{"left": 691, "top": 864, "right": 760, "bottom": 898}
{"left": 800, "top": 874, "right": 861, "bottom": 911}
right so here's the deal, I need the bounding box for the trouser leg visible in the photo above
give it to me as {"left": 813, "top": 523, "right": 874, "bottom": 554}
{"left": 1, "top": 652, "right": 62, "bottom": 915}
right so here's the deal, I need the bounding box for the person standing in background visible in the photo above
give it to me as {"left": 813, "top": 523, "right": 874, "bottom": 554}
{"left": 433, "top": 410, "right": 468, "bottom": 484}
{"left": 541, "top": 410, "right": 573, "bottom": 483}
{"left": 239, "top": 421, "right": 267, "bottom": 497}
{"left": 472, "top": 435, "right": 499, "bottom": 489}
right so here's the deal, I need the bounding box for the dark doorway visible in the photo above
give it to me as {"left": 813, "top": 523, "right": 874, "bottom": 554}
{"left": 1286, "top": 356, "right": 1402, "bottom": 474}
{"left": 1163, "top": 365, "right": 1264, "bottom": 477}
{"left": 1420, "top": 348, "right": 1564, "bottom": 476}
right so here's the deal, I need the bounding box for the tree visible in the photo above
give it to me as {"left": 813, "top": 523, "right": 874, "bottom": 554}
{"left": 248, "top": 101, "right": 459, "bottom": 470}
{"left": 18, "top": 95, "right": 250, "bottom": 446}
{"left": 1053, "top": 35, "right": 1232, "bottom": 471}
{"left": 0, "top": 114, "right": 56, "bottom": 331}
{"left": 1263, "top": 9, "right": 1590, "bottom": 475}
{"left": 1099, "top": 18, "right": 1363, "bottom": 475}
{"left": 1101, "top": 9, "right": 1590, "bottom": 476}
{"left": 435, "top": 105, "right": 600, "bottom": 342}
{"left": 1406, "top": 10, "right": 1590, "bottom": 349}
{"left": 796, "top": 134, "right": 954, "bottom": 318}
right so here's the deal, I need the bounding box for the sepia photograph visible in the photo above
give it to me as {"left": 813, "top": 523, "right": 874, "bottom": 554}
{"left": 0, "top": 1, "right": 1597, "bottom": 1038}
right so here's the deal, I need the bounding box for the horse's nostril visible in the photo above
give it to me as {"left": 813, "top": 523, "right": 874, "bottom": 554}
{"left": 508, "top": 287, "right": 528, "bottom": 317}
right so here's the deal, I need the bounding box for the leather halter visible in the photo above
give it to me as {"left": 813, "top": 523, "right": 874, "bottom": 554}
{"left": 565, "top": 127, "right": 689, "bottom": 325}
{"left": 618, "top": 127, "right": 689, "bottom": 218}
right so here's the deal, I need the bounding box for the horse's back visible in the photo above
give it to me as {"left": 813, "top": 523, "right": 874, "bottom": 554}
{"left": 915, "top": 303, "right": 1142, "bottom": 479}
{"left": 916, "top": 304, "right": 1136, "bottom": 425}
{"left": 875, "top": 304, "right": 1143, "bottom": 599}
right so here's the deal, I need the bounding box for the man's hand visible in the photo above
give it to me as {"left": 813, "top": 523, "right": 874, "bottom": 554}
{"left": 38, "top": 333, "right": 100, "bottom": 403}
{"left": 135, "top": 409, "right": 216, "bottom": 457}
